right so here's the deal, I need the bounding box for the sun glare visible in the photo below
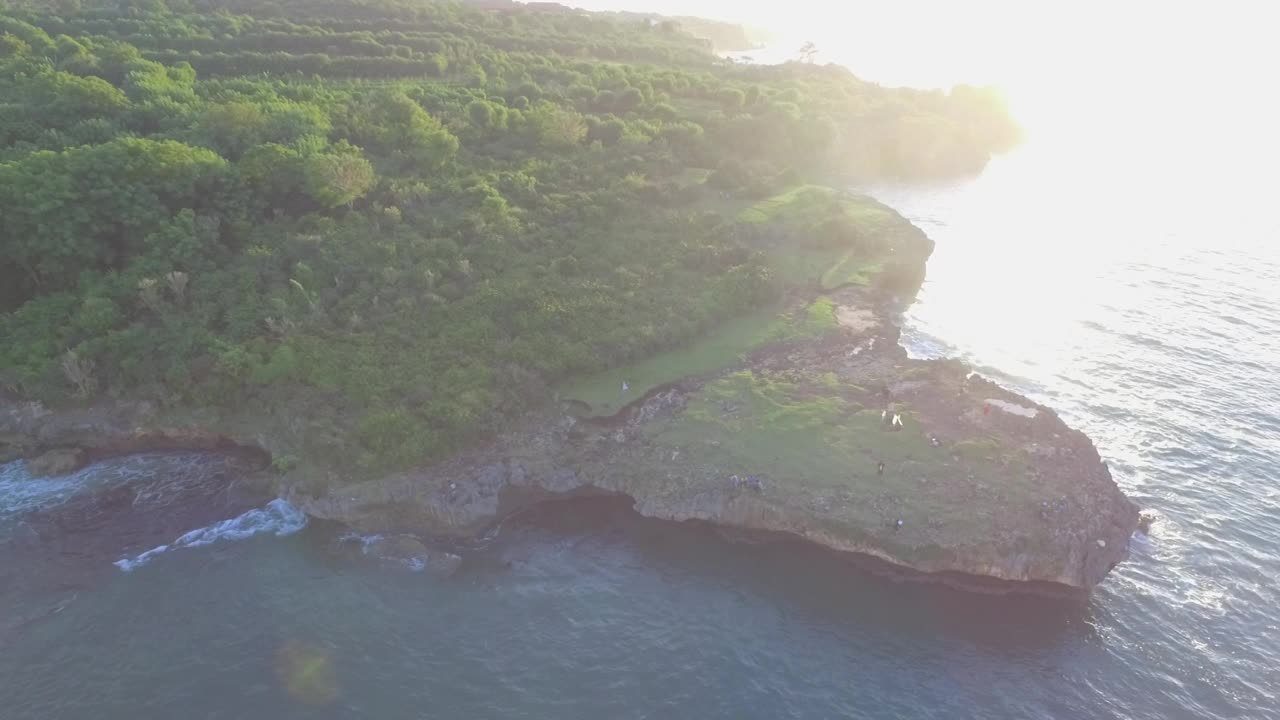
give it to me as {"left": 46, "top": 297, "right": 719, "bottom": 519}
{"left": 578, "top": 0, "right": 1280, "bottom": 173}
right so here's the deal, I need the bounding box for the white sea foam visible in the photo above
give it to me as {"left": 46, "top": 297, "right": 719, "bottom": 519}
{"left": 0, "top": 460, "right": 100, "bottom": 519}
{"left": 114, "top": 499, "right": 307, "bottom": 571}
{"left": 113, "top": 544, "right": 171, "bottom": 572}
{"left": 338, "top": 530, "right": 385, "bottom": 553}
{"left": 1, "top": 454, "right": 220, "bottom": 521}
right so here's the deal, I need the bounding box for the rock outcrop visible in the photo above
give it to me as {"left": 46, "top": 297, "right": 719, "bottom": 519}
{"left": 26, "top": 447, "right": 83, "bottom": 476}
{"left": 1, "top": 400, "right": 270, "bottom": 475}
{"left": 1, "top": 201, "right": 1140, "bottom": 596}
{"left": 296, "top": 289, "right": 1139, "bottom": 595}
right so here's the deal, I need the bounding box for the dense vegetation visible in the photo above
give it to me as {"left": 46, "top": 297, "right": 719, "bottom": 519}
{"left": 0, "top": 0, "right": 1019, "bottom": 474}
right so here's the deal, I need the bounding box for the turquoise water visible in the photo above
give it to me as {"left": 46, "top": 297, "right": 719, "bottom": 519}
{"left": 3, "top": 139, "right": 1279, "bottom": 718}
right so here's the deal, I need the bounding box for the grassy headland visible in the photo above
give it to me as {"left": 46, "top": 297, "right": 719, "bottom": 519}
{"left": 0, "top": 0, "right": 1017, "bottom": 477}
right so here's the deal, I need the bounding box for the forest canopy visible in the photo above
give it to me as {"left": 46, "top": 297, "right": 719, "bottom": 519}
{"left": 0, "top": 0, "right": 1019, "bottom": 473}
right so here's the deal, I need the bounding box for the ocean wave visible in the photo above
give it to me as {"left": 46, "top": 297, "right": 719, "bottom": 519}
{"left": 114, "top": 499, "right": 307, "bottom": 572}
{"left": 337, "top": 530, "right": 385, "bottom": 551}
{"left": 1, "top": 454, "right": 226, "bottom": 522}
{"left": 0, "top": 460, "right": 91, "bottom": 519}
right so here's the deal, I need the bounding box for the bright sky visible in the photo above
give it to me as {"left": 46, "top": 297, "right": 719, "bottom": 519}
{"left": 571, "top": 0, "right": 1280, "bottom": 162}
{"left": 571, "top": 1, "right": 1280, "bottom": 346}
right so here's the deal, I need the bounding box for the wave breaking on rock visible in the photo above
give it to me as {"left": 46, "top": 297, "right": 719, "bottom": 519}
{"left": 115, "top": 498, "right": 307, "bottom": 571}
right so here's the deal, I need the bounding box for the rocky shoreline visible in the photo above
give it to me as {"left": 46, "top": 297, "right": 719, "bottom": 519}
{"left": 293, "top": 287, "right": 1138, "bottom": 594}
{"left": 1, "top": 204, "right": 1140, "bottom": 596}
{"left": 0, "top": 402, "right": 271, "bottom": 476}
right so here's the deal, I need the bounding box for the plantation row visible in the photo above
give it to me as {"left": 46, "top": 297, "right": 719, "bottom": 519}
{"left": 0, "top": 0, "right": 1018, "bottom": 472}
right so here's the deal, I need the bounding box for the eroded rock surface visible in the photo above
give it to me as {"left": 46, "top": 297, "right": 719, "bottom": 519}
{"left": 1, "top": 400, "right": 271, "bottom": 475}
{"left": 298, "top": 289, "right": 1139, "bottom": 594}
{"left": 3, "top": 204, "right": 1140, "bottom": 595}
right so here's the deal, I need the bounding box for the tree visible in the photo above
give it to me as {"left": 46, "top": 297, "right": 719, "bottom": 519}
{"left": 0, "top": 138, "right": 230, "bottom": 298}
{"left": 302, "top": 147, "right": 376, "bottom": 208}
{"left": 0, "top": 0, "right": 1024, "bottom": 473}
{"left": 799, "top": 41, "right": 818, "bottom": 63}
{"left": 239, "top": 143, "right": 304, "bottom": 211}
{"left": 615, "top": 86, "right": 644, "bottom": 113}
{"left": 587, "top": 117, "right": 626, "bottom": 146}
{"left": 717, "top": 88, "right": 745, "bottom": 112}
{"left": 0, "top": 18, "right": 56, "bottom": 56}
{"left": 196, "top": 101, "right": 267, "bottom": 158}
{"left": 345, "top": 90, "right": 458, "bottom": 172}
{"left": 467, "top": 99, "right": 495, "bottom": 128}
{"left": 0, "top": 33, "right": 31, "bottom": 58}
{"left": 22, "top": 69, "right": 130, "bottom": 122}
{"left": 524, "top": 102, "right": 587, "bottom": 150}
{"left": 54, "top": 35, "right": 90, "bottom": 64}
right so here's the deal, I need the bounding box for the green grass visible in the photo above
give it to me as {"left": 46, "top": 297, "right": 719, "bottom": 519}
{"left": 685, "top": 183, "right": 833, "bottom": 224}
{"left": 561, "top": 304, "right": 786, "bottom": 416}
{"left": 953, "top": 438, "right": 1004, "bottom": 463}
{"left": 561, "top": 298, "right": 839, "bottom": 416}
{"left": 816, "top": 200, "right": 899, "bottom": 289}
{"left": 736, "top": 187, "right": 900, "bottom": 289}
{"left": 800, "top": 296, "right": 839, "bottom": 335}
{"left": 766, "top": 245, "right": 845, "bottom": 286}
{"left": 843, "top": 199, "right": 899, "bottom": 226}
{"left": 820, "top": 251, "right": 885, "bottom": 290}
{"left": 737, "top": 185, "right": 895, "bottom": 225}
{"left": 649, "top": 370, "right": 933, "bottom": 489}
{"left": 645, "top": 369, "right": 1036, "bottom": 551}
{"left": 736, "top": 184, "right": 833, "bottom": 224}
{"left": 653, "top": 370, "right": 851, "bottom": 471}
{"left": 561, "top": 186, "right": 906, "bottom": 416}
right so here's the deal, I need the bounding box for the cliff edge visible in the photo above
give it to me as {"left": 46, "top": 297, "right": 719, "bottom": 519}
{"left": 2, "top": 190, "right": 1139, "bottom": 594}
{"left": 295, "top": 194, "right": 1139, "bottom": 593}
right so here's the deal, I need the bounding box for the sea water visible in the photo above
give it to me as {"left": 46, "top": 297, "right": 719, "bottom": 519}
{"left": 3, "top": 138, "right": 1279, "bottom": 720}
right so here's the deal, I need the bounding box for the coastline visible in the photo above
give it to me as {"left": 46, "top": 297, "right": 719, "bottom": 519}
{"left": 0, "top": 192, "right": 1140, "bottom": 595}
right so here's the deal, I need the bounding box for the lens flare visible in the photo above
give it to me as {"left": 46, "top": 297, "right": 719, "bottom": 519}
{"left": 276, "top": 640, "right": 339, "bottom": 706}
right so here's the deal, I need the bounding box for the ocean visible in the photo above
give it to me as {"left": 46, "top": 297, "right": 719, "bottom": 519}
{"left": 3, "top": 130, "right": 1278, "bottom": 718}
{"left": 6, "top": 16, "right": 1280, "bottom": 710}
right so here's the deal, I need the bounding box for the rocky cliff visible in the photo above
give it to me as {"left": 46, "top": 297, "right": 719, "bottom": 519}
{"left": 295, "top": 284, "right": 1138, "bottom": 593}
{"left": 2, "top": 195, "right": 1139, "bottom": 595}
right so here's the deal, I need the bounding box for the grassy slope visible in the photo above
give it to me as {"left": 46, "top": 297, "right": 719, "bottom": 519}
{"left": 744, "top": 185, "right": 899, "bottom": 289}
{"left": 561, "top": 182, "right": 1050, "bottom": 561}
{"left": 562, "top": 303, "right": 784, "bottom": 416}
{"left": 645, "top": 369, "right": 1034, "bottom": 556}
{"left": 562, "top": 297, "right": 838, "bottom": 416}
{"left": 561, "top": 184, "right": 896, "bottom": 415}
{"left": 735, "top": 185, "right": 831, "bottom": 224}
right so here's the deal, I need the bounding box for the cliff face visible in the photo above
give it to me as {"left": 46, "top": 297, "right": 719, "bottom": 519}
{"left": 0, "top": 400, "right": 270, "bottom": 474}
{"left": 295, "top": 291, "right": 1138, "bottom": 593}
{"left": 292, "top": 198, "right": 1138, "bottom": 594}
{"left": 2, "top": 197, "right": 1140, "bottom": 595}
